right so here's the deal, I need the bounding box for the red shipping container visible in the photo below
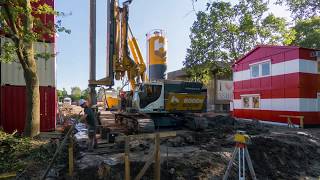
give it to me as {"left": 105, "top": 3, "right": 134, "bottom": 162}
{"left": 0, "top": 85, "right": 56, "bottom": 133}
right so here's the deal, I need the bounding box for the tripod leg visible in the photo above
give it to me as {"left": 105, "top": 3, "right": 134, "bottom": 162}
{"left": 238, "top": 148, "right": 241, "bottom": 180}
{"left": 242, "top": 148, "right": 245, "bottom": 180}
{"left": 245, "top": 147, "right": 257, "bottom": 180}
{"left": 223, "top": 148, "right": 238, "bottom": 180}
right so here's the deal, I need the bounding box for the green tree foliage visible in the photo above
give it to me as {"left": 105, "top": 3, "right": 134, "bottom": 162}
{"left": 62, "top": 88, "right": 68, "bottom": 97}
{"left": 57, "top": 88, "right": 68, "bottom": 102}
{"left": 290, "top": 16, "right": 320, "bottom": 49}
{"left": 57, "top": 90, "right": 63, "bottom": 102}
{"left": 260, "top": 14, "right": 296, "bottom": 45}
{"left": 276, "top": 0, "right": 320, "bottom": 20}
{"left": 81, "top": 88, "right": 90, "bottom": 100}
{"left": 184, "top": 0, "right": 292, "bottom": 84}
{"left": 70, "top": 87, "right": 81, "bottom": 102}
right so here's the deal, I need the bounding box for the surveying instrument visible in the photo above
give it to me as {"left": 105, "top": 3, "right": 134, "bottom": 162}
{"left": 223, "top": 131, "right": 257, "bottom": 180}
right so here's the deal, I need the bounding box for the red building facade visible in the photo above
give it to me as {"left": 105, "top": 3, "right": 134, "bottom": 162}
{"left": 232, "top": 45, "right": 320, "bottom": 126}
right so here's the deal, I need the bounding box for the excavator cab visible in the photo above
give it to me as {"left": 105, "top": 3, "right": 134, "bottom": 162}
{"left": 132, "top": 82, "right": 165, "bottom": 113}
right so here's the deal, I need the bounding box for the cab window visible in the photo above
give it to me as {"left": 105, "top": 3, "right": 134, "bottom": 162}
{"left": 139, "top": 84, "right": 162, "bottom": 108}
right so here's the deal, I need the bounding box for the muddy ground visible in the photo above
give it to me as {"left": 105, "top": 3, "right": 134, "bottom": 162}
{"left": 73, "top": 115, "right": 320, "bottom": 180}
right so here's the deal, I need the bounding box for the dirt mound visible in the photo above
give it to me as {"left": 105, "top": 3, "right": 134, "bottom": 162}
{"left": 206, "top": 115, "right": 237, "bottom": 127}
{"left": 249, "top": 133, "right": 320, "bottom": 179}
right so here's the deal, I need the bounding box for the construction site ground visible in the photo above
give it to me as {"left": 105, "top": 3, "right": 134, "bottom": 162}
{"left": 73, "top": 110, "right": 320, "bottom": 180}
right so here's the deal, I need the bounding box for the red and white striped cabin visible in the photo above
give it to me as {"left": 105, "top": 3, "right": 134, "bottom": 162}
{"left": 232, "top": 45, "right": 320, "bottom": 126}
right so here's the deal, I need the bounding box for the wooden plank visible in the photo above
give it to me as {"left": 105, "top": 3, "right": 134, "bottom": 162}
{"left": 116, "top": 131, "right": 176, "bottom": 142}
{"left": 0, "top": 172, "right": 16, "bottom": 179}
{"left": 134, "top": 152, "right": 155, "bottom": 180}
{"left": 121, "top": 132, "right": 175, "bottom": 180}
{"left": 279, "top": 115, "right": 304, "bottom": 118}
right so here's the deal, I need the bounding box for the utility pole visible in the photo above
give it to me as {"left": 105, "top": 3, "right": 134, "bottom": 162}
{"left": 89, "top": 0, "right": 97, "bottom": 105}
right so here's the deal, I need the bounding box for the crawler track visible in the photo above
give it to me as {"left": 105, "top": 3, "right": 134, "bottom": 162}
{"left": 114, "top": 112, "right": 208, "bottom": 134}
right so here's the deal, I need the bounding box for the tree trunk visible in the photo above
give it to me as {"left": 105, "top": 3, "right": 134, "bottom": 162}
{"left": 23, "top": 43, "right": 40, "bottom": 137}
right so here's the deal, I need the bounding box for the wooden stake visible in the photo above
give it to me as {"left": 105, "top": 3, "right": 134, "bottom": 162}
{"left": 154, "top": 133, "right": 160, "bottom": 180}
{"left": 68, "top": 137, "right": 74, "bottom": 177}
{"left": 288, "top": 117, "right": 292, "bottom": 128}
{"left": 125, "top": 136, "right": 131, "bottom": 180}
{"left": 300, "top": 117, "right": 304, "bottom": 128}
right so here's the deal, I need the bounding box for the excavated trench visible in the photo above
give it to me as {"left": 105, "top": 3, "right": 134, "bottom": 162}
{"left": 72, "top": 116, "right": 320, "bottom": 180}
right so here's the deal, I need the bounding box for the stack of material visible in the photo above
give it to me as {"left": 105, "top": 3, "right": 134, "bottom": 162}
{"left": 74, "top": 123, "right": 88, "bottom": 144}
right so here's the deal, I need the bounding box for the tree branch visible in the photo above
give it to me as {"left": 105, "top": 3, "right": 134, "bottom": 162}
{"left": 2, "top": 2, "right": 29, "bottom": 70}
{"left": 0, "top": 17, "right": 16, "bottom": 38}
{"left": 3, "top": 3, "right": 20, "bottom": 41}
{"left": 15, "top": 40, "right": 29, "bottom": 71}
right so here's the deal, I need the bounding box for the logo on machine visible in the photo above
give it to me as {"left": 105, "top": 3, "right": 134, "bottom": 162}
{"left": 154, "top": 39, "right": 166, "bottom": 59}
{"left": 170, "top": 96, "right": 203, "bottom": 104}
{"left": 170, "top": 96, "right": 180, "bottom": 104}
{"left": 183, "top": 98, "right": 203, "bottom": 104}
{"left": 154, "top": 39, "right": 164, "bottom": 51}
{"left": 166, "top": 94, "right": 205, "bottom": 110}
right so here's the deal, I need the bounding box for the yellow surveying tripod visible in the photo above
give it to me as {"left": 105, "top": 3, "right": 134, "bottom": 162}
{"left": 223, "top": 131, "right": 257, "bottom": 180}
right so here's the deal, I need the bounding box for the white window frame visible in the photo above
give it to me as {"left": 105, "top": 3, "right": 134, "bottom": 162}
{"left": 260, "top": 61, "right": 271, "bottom": 77}
{"left": 250, "top": 64, "right": 260, "bottom": 78}
{"left": 240, "top": 94, "right": 261, "bottom": 109}
{"left": 249, "top": 60, "right": 271, "bottom": 79}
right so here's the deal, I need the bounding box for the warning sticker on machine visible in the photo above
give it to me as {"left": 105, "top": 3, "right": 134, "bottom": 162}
{"left": 165, "top": 93, "right": 206, "bottom": 111}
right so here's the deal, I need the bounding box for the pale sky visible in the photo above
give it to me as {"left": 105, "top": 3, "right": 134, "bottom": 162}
{"left": 55, "top": 0, "right": 291, "bottom": 92}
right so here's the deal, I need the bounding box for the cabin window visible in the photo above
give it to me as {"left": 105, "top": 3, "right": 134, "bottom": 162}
{"left": 139, "top": 84, "right": 162, "bottom": 108}
{"left": 261, "top": 62, "right": 270, "bottom": 76}
{"left": 242, "top": 96, "right": 250, "bottom": 108}
{"left": 251, "top": 64, "right": 259, "bottom": 78}
{"left": 250, "top": 60, "right": 271, "bottom": 78}
{"left": 241, "top": 95, "right": 260, "bottom": 109}
{"left": 252, "top": 96, "right": 260, "bottom": 108}
{"left": 317, "top": 59, "right": 320, "bottom": 73}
